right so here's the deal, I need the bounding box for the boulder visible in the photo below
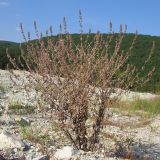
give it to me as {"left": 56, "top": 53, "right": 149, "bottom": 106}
{"left": 0, "top": 130, "right": 25, "bottom": 150}
{"left": 54, "top": 146, "right": 78, "bottom": 160}
{"left": 20, "top": 117, "right": 31, "bottom": 126}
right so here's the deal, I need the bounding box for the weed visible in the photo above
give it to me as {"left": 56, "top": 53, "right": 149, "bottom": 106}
{"left": 7, "top": 11, "right": 155, "bottom": 151}
{"left": 19, "top": 124, "right": 50, "bottom": 153}
{"left": 21, "top": 126, "right": 49, "bottom": 144}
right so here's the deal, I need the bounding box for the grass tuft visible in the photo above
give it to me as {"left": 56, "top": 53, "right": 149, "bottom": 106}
{"left": 129, "top": 98, "right": 160, "bottom": 116}
{"left": 8, "top": 102, "right": 35, "bottom": 115}
{"left": 0, "top": 82, "right": 6, "bottom": 92}
{"left": 111, "top": 98, "right": 160, "bottom": 117}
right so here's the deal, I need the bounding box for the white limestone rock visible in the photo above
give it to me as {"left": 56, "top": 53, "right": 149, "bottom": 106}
{"left": 0, "top": 130, "right": 25, "bottom": 150}
{"left": 54, "top": 146, "right": 79, "bottom": 160}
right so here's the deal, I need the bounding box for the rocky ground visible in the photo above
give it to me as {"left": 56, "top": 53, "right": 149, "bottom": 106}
{"left": 0, "top": 69, "right": 160, "bottom": 160}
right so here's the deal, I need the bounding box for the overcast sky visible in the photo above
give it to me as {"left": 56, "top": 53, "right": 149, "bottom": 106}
{"left": 0, "top": 0, "right": 160, "bottom": 42}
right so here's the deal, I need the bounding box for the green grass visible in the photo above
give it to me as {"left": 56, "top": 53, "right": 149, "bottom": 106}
{"left": 111, "top": 98, "right": 160, "bottom": 117}
{"left": 8, "top": 102, "right": 35, "bottom": 115}
{"left": 19, "top": 124, "right": 51, "bottom": 154}
{"left": 128, "top": 98, "right": 160, "bottom": 117}
{"left": 20, "top": 125, "right": 50, "bottom": 146}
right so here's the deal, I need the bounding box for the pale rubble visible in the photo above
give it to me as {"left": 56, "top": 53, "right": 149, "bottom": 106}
{"left": 93, "top": 87, "right": 159, "bottom": 101}
{"left": 53, "top": 146, "right": 122, "bottom": 160}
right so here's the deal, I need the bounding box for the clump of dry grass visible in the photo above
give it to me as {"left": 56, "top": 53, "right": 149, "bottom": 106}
{"left": 6, "top": 10, "right": 155, "bottom": 151}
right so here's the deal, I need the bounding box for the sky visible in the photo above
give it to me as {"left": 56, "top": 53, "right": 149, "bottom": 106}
{"left": 0, "top": 0, "right": 160, "bottom": 42}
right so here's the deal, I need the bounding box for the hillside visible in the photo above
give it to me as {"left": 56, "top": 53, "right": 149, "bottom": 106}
{"left": 0, "top": 34, "right": 160, "bottom": 92}
{"left": 0, "top": 40, "right": 19, "bottom": 69}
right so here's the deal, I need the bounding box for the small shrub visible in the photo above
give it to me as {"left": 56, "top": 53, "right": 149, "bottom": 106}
{"left": 7, "top": 11, "right": 154, "bottom": 151}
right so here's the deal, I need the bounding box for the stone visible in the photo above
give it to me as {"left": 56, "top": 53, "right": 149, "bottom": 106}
{"left": 0, "top": 130, "right": 25, "bottom": 150}
{"left": 20, "top": 117, "right": 31, "bottom": 125}
{"left": 32, "top": 155, "right": 49, "bottom": 160}
{"left": 0, "top": 91, "right": 7, "bottom": 99}
{"left": 23, "top": 140, "right": 31, "bottom": 151}
{"left": 54, "top": 146, "right": 79, "bottom": 160}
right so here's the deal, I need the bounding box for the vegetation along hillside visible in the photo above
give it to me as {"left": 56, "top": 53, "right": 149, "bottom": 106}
{"left": 1, "top": 33, "right": 160, "bottom": 93}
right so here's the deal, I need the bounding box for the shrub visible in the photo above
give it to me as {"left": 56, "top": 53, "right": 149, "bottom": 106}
{"left": 7, "top": 11, "right": 155, "bottom": 151}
